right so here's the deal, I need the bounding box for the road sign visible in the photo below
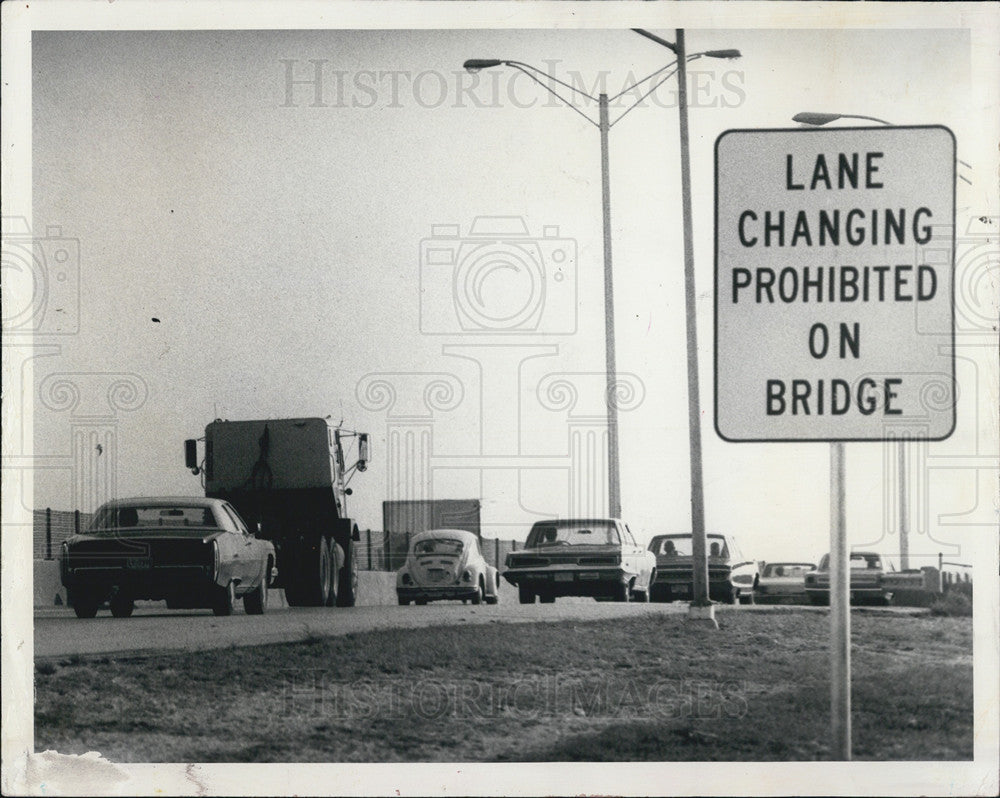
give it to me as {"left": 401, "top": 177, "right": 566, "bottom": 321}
{"left": 714, "top": 126, "right": 955, "bottom": 442}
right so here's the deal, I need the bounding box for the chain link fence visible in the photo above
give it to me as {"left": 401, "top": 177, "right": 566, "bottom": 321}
{"left": 34, "top": 511, "right": 525, "bottom": 573}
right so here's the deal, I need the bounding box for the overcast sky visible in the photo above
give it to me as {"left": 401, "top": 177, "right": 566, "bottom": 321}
{"left": 24, "top": 25, "right": 995, "bottom": 563}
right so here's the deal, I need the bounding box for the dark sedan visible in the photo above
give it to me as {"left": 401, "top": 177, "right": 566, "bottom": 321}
{"left": 503, "top": 518, "right": 655, "bottom": 604}
{"left": 60, "top": 497, "right": 275, "bottom": 618}
{"left": 648, "top": 533, "right": 759, "bottom": 604}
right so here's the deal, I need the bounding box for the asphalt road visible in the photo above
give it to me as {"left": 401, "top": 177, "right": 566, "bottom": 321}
{"left": 34, "top": 595, "right": 692, "bottom": 660}
{"left": 34, "top": 596, "right": 926, "bottom": 661}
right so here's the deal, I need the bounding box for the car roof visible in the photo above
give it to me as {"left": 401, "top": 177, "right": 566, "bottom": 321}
{"left": 411, "top": 529, "right": 478, "bottom": 542}
{"left": 530, "top": 518, "right": 622, "bottom": 526}
{"left": 96, "top": 497, "right": 224, "bottom": 509}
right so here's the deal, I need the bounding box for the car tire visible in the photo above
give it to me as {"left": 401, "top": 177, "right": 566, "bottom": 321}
{"left": 212, "top": 581, "right": 235, "bottom": 617}
{"left": 244, "top": 563, "right": 270, "bottom": 615}
{"left": 518, "top": 585, "right": 535, "bottom": 605}
{"left": 485, "top": 587, "right": 499, "bottom": 605}
{"left": 336, "top": 535, "right": 359, "bottom": 608}
{"left": 614, "top": 581, "right": 631, "bottom": 603}
{"left": 70, "top": 589, "right": 100, "bottom": 619}
{"left": 738, "top": 591, "right": 755, "bottom": 605}
{"left": 109, "top": 592, "right": 134, "bottom": 618}
{"left": 724, "top": 584, "right": 738, "bottom": 605}
{"left": 397, "top": 594, "right": 410, "bottom": 606}
{"left": 415, "top": 598, "right": 428, "bottom": 606}
{"left": 633, "top": 585, "right": 650, "bottom": 603}
{"left": 471, "top": 580, "right": 484, "bottom": 605}
{"left": 539, "top": 594, "right": 556, "bottom": 604}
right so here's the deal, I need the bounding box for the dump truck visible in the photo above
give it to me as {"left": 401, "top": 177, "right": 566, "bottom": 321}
{"left": 185, "top": 417, "right": 369, "bottom": 608}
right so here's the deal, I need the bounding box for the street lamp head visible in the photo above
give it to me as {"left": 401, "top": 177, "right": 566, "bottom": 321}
{"left": 463, "top": 59, "right": 505, "bottom": 73}
{"left": 702, "top": 49, "right": 742, "bottom": 60}
{"left": 792, "top": 112, "right": 841, "bottom": 126}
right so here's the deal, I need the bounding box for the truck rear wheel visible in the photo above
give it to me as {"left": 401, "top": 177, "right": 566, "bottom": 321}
{"left": 335, "top": 537, "right": 358, "bottom": 607}
{"left": 287, "top": 538, "right": 333, "bottom": 607}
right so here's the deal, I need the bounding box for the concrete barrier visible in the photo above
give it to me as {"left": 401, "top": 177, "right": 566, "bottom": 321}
{"left": 34, "top": 560, "right": 397, "bottom": 609}
{"left": 35, "top": 560, "right": 66, "bottom": 607}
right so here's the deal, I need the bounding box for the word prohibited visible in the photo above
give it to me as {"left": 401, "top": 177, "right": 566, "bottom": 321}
{"left": 714, "top": 126, "right": 955, "bottom": 441}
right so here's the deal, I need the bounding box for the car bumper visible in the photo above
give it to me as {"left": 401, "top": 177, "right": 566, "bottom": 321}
{"left": 63, "top": 565, "right": 215, "bottom": 599}
{"left": 397, "top": 584, "right": 482, "bottom": 601}
{"left": 756, "top": 586, "right": 808, "bottom": 600}
{"left": 805, "top": 585, "right": 886, "bottom": 598}
{"left": 650, "top": 582, "right": 737, "bottom": 601}
{"left": 503, "top": 567, "right": 629, "bottom": 597}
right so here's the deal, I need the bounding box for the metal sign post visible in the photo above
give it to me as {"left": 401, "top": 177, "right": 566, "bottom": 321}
{"left": 714, "top": 125, "right": 956, "bottom": 759}
{"left": 830, "top": 441, "right": 851, "bottom": 759}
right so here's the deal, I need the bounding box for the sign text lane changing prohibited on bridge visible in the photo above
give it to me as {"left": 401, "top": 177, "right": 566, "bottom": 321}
{"left": 714, "top": 126, "right": 955, "bottom": 442}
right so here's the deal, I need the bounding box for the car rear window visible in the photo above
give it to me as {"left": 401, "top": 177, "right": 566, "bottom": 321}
{"left": 414, "top": 538, "right": 464, "bottom": 555}
{"left": 651, "top": 535, "right": 728, "bottom": 557}
{"left": 90, "top": 505, "right": 217, "bottom": 530}
{"left": 764, "top": 564, "right": 813, "bottom": 577}
{"left": 528, "top": 521, "right": 619, "bottom": 547}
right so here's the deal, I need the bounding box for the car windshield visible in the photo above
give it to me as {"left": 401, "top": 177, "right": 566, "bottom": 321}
{"left": 651, "top": 535, "right": 728, "bottom": 558}
{"left": 817, "top": 553, "right": 882, "bottom": 571}
{"left": 89, "top": 505, "right": 218, "bottom": 531}
{"left": 763, "top": 563, "right": 813, "bottom": 577}
{"left": 413, "top": 538, "right": 465, "bottom": 555}
{"left": 527, "top": 521, "right": 619, "bottom": 547}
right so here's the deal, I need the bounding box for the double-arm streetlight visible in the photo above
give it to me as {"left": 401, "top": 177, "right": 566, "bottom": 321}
{"left": 463, "top": 40, "right": 739, "bottom": 569}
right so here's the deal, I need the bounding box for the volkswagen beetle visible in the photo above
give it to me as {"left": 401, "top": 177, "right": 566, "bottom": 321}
{"left": 396, "top": 529, "right": 500, "bottom": 605}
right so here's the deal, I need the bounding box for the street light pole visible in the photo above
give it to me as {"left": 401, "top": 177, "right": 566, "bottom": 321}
{"left": 464, "top": 46, "right": 739, "bottom": 530}
{"left": 598, "top": 93, "right": 622, "bottom": 519}
{"left": 674, "top": 30, "right": 710, "bottom": 609}
{"left": 633, "top": 27, "right": 717, "bottom": 614}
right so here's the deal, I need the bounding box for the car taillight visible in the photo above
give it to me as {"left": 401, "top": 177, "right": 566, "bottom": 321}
{"left": 212, "top": 539, "right": 220, "bottom": 579}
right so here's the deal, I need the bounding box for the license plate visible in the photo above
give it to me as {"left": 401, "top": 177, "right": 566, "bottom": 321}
{"left": 579, "top": 572, "right": 600, "bottom": 580}
{"left": 554, "top": 573, "right": 574, "bottom": 582}
{"left": 672, "top": 584, "right": 690, "bottom": 596}
{"left": 126, "top": 557, "right": 151, "bottom": 570}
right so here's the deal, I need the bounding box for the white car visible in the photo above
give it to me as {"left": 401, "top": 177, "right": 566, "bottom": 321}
{"left": 396, "top": 529, "right": 500, "bottom": 605}
{"left": 756, "top": 562, "right": 815, "bottom": 603}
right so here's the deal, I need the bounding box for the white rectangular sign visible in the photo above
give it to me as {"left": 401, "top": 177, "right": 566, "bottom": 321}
{"left": 715, "top": 126, "right": 955, "bottom": 442}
